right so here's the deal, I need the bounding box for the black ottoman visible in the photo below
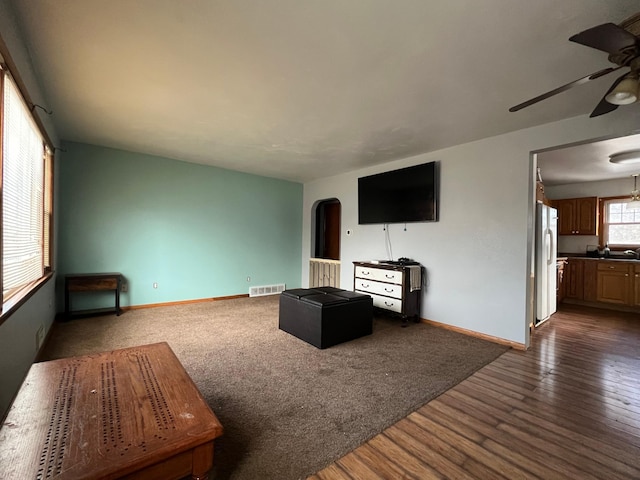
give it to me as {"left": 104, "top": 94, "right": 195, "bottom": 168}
{"left": 279, "top": 288, "right": 373, "bottom": 349}
{"left": 311, "top": 286, "right": 344, "bottom": 294}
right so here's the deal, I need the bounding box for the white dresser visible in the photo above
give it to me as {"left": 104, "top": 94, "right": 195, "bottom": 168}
{"left": 353, "top": 261, "right": 422, "bottom": 322}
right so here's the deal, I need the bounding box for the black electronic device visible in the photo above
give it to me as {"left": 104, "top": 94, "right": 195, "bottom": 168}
{"left": 398, "top": 257, "right": 418, "bottom": 264}
{"left": 358, "top": 161, "right": 439, "bottom": 225}
{"left": 385, "top": 258, "right": 419, "bottom": 266}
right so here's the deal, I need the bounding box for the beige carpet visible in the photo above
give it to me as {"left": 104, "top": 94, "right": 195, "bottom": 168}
{"left": 40, "top": 295, "right": 509, "bottom": 479}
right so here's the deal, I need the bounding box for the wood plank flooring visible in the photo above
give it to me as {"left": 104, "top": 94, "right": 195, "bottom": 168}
{"left": 309, "top": 305, "right": 640, "bottom": 479}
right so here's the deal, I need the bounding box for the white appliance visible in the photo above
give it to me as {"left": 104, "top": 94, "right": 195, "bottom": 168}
{"left": 535, "top": 203, "right": 557, "bottom": 326}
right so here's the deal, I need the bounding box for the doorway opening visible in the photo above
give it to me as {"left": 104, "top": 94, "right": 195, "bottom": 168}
{"left": 310, "top": 199, "right": 341, "bottom": 287}
{"left": 315, "top": 199, "right": 341, "bottom": 260}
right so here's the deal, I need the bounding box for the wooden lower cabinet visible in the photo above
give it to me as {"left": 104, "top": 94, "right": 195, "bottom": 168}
{"left": 597, "top": 262, "right": 632, "bottom": 304}
{"left": 565, "top": 258, "right": 597, "bottom": 301}
{"left": 635, "top": 264, "right": 640, "bottom": 307}
{"left": 556, "top": 259, "right": 567, "bottom": 303}
{"left": 564, "top": 258, "right": 638, "bottom": 310}
{"left": 583, "top": 260, "right": 598, "bottom": 302}
{"left": 565, "top": 259, "right": 584, "bottom": 300}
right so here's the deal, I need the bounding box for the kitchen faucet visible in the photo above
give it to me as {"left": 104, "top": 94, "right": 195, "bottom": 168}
{"left": 623, "top": 248, "right": 640, "bottom": 259}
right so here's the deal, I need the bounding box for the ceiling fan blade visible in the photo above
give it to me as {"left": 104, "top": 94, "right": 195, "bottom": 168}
{"left": 569, "top": 23, "right": 638, "bottom": 54}
{"left": 589, "top": 73, "right": 628, "bottom": 117}
{"left": 509, "top": 66, "right": 622, "bottom": 112}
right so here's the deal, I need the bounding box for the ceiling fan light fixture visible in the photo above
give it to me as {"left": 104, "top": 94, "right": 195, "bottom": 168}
{"left": 627, "top": 174, "right": 640, "bottom": 210}
{"left": 605, "top": 76, "right": 639, "bottom": 105}
{"left": 609, "top": 150, "right": 640, "bottom": 165}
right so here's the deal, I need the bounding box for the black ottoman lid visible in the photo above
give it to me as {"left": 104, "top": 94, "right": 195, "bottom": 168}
{"left": 282, "top": 288, "right": 323, "bottom": 299}
{"left": 312, "top": 286, "right": 345, "bottom": 294}
{"left": 332, "top": 290, "right": 371, "bottom": 302}
{"left": 300, "top": 293, "right": 347, "bottom": 307}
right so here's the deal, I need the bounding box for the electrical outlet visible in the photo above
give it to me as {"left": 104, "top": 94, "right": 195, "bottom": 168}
{"left": 153, "top": 282, "right": 158, "bottom": 289}
{"left": 247, "top": 276, "right": 251, "bottom": 282}
{"left": 121, "top": 283, "right": 128, "bottom": 292}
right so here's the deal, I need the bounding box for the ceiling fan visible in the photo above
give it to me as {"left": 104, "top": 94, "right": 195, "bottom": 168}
{"left": 510, "top": 12, "right": 640, "bottom": 117}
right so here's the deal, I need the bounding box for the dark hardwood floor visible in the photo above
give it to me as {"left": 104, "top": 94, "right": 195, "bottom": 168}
{"left": 309, "top": 305, "right": 640, "bottom": 479}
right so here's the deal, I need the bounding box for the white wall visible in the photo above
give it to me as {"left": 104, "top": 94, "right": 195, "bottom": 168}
{"left": 0, "top": 0, "right": 60, "bottom": 418}
{"left": 303, "top": 113, "right": 640, "bottom": 347}
{"left": 547, "top": 178, "right": 631, "bottom": 254}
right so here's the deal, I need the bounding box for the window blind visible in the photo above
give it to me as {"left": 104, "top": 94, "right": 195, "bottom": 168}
{"left": 2, "top": 73, "right": 45, "bottom": 300}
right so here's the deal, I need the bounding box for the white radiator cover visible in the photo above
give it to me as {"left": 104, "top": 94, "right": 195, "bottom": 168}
{"left": 249, "top": 284, "right": 286, "bottom": 297}
{"left": 309, "top": 258, "right": 341, "bottom": 288}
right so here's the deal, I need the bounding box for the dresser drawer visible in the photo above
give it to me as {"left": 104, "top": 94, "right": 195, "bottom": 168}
{"left": 597, "top": 262, "right": 632, "bottom": 272}
{"left": 354, "top": 278, "right": 402, "bottom": 299}
{"left": 355, "top": 266, "right": 403, "bottom": 284}
{"left": 66, "top": 277, "right": 119, "bottom": 291}
{"left": 359, "top": 291, "right": 403, "bottom": 313}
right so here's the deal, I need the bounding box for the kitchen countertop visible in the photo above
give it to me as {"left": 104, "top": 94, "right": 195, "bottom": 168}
{"left": 559, "top": 253, "right": 640, "bottom": 262}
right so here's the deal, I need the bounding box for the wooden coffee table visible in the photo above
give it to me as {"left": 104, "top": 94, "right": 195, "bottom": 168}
{"left": 0, "top": 342, "right": 223, "bottom": 480}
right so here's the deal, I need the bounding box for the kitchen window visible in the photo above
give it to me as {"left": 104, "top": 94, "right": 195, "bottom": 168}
{"left": 1, "top": 63, "right": 53, "bottom": 321}
{"left": 601, "top": 197, "right": 640, "bottom": 248}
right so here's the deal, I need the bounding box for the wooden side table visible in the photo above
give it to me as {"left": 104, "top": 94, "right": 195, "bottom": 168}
{"left": 65, "top": 272, "right": 123, "bottom": 319}
{"left": 0, "top": 342, "right": 224, "bottom": 480}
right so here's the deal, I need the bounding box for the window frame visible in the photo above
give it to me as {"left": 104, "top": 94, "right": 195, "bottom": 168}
{"left": 0, "top": 49, "right": 55, "bottom": 326}
{"left": 598, "top": 195, "right": 640, "bottom": 250}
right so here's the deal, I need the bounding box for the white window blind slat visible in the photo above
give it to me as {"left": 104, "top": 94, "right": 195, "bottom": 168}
{"left": 2, "top": 73, "right": 46, "bottom": 300}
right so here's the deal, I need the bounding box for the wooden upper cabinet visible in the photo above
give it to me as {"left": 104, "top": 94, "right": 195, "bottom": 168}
{"left": 556, "top": 197, "right": 598, "bottom": 235}
{"left": 557, "top": 200, "right": 576, "bottom": 236}
{"left": 576, "top": 197, "right": 598, "bottom": 234}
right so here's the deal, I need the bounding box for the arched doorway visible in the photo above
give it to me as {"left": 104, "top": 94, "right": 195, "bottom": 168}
{"left": 310, "top": 199, "right": 341, "bottom": 287}
{"left": 315, "top": 198, "right": 341, "bottom": 260}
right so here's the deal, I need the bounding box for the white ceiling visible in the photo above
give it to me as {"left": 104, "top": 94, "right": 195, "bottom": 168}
{"left": 7, "top": 0, "right": 640, "bottom": 183}
{"left": 537, "top": 133, "right": 640, "bottom": 186}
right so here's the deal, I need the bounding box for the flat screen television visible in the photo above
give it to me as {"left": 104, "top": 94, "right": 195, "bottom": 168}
{"left": 358, "top": 161, "right": 439, "bottom": 224}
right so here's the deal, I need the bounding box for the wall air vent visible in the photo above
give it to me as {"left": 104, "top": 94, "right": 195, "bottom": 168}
{"left": 249, "top": 283, "right": 286, "bottom": 297}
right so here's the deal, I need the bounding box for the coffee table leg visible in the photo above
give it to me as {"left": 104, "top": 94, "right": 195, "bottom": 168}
{"left": 191, "top": 442, "right": 214, "bottom": 480}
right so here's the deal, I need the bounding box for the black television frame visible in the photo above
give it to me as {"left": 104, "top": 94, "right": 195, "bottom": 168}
{"left": 358, "top": 161, "right": 439, "bottom": 225}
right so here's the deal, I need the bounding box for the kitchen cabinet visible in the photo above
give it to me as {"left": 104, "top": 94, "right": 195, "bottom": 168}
{"left": 564, "top": 258, "right": 598, "bottom": 302}
{"left": 565, "top": 258, "right": 584, "bottom": 300}
{"left": 563, "top": 257, "right": 639, "bottom": 310}
{"left": 556, "top": 258, "right": 567, "bottom": 304}
{"left": 634, "top": 264, "right": 640, "bottom": 307}
{"left": 556, "top": 197, "right": 598, "bottom": 235}
{"left": 583, "top": 260, "right": 598, "bottom": 302}
{"left": 597, "top": 262, "right": 633, "bottom": 305}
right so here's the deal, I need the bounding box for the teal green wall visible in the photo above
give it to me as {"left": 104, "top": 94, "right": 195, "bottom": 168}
{"left": 58, "top": 142, "right": 303, "bottom": 310}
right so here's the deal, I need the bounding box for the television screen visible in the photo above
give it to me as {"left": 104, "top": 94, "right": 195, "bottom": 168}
{"left": 358, "top": 161, "right": 439, "bottom": 224}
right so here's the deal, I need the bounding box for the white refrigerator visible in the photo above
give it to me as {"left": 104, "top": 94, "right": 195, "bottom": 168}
{"left": 535, "top": 203, "right": 557, "bottom": 326}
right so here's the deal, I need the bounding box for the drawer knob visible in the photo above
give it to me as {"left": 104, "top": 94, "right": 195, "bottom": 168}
{"left": 361, "top": 283, "right": 370, "bottom": 288}
{"left": 384, "top": 301, "right": 394, "bottom": 306}
{"left": 385, "top": 288, "right": 393, "bottom": 292}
